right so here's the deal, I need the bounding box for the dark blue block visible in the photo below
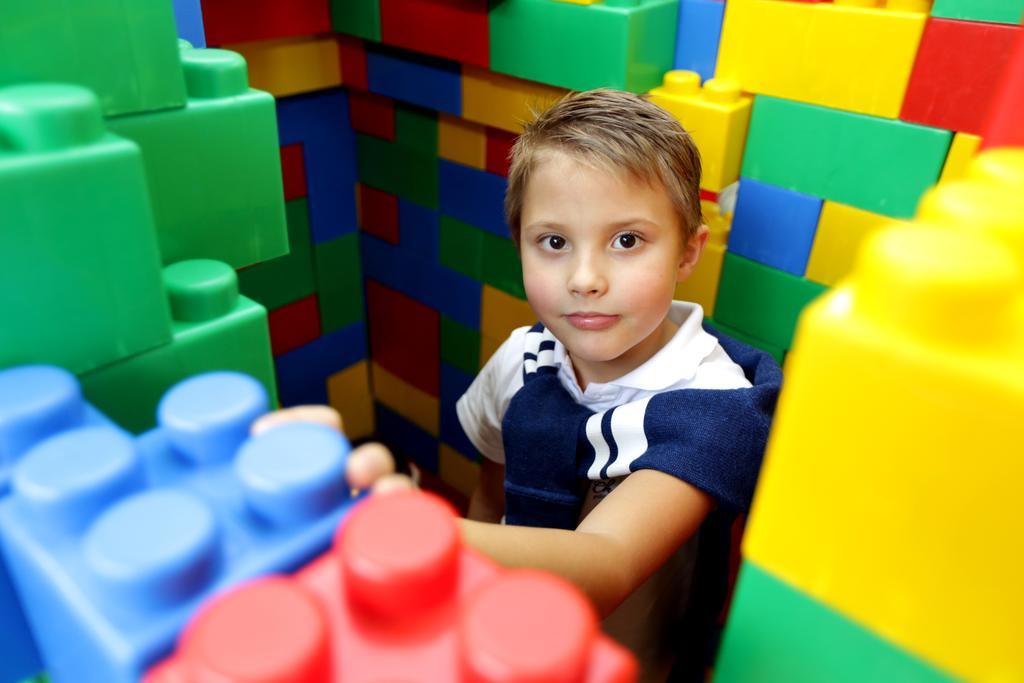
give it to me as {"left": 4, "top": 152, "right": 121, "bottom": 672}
{"left": 728, "top": 177, "right": 823, "bottom": 277}
{"left": 374, "top": 403, "right": 440, "bottom": 473}
{"left": 439, "top": 160, "right": 510, "bottom": 238}
{"left": 673, "top": 0, "right": 725, "bottom": 83}
{"left": 399, "top": 198, "right": 439, "bottom": 263}
{"left": 366, "top": 44, "right": 461, "bottom": 116}
{"left": 172, "top": 0, "right": 206, "bottom": 47}
{"left": 275, "top": 322, "right": 368, "bottom": 406}
{"left": 439, "top": 363, "right": 478, "bottom": 460}
{"left": 276, "top": 90, "right": 358, "bottom": 243}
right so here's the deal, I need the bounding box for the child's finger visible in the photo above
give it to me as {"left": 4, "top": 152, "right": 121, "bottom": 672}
{"left": 345, "top": 442, "right": 397, "bottom": 489}
{"left": 371, "top": 473, "right": 417, "bottom": 495}
{"left": 250, "top": 405, "right": 343, "bottom": 436}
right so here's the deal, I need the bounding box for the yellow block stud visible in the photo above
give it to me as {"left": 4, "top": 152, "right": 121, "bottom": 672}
{"left": 226, "top": 35, "right": 341, "bottom": 98}
{"left": 805, "top": 201, "right": 892, "bottom": 287}
{"left": 675, "top": 199, "right": 730, "bottom": 315}
{"left": 967, "top": 148, "right": 1024, "bottom": 190}
{"left": 744, "top": 221, "right": 1024, "bottom": 681}
{"left": 481, "top": 284, "right": 535, "bottom": 344}
{"left": 649, "top": 71, "right": 753, "bottom": 192}
{"left": 326, "top": 361, "right": 375, "bottom": 440}
{"left": 462, "top": 65, "right": 566, "bottom": 134}
{"left": 370, "top": 362, "right": 440, "bottom": 437}
{"left": 439, "top": 444, "right": 481, "bottom": 498}
{"left": 438, "top": 113, "right": 487, "bottom": 170}
{"left": 937, "top": 132, "right": 982, "bottom": 185}
{"left": 715, "top": 0, "right": 928, "bottom": 118}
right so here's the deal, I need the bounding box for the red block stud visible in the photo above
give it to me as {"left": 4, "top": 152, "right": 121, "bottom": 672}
{"left": 380, "top": 0, "right": 490, "bottom": 69}
{"left": 357, "top": 184, "right": 401, "bottom": 244}
{"left": 201, "top": 0, "right": 332, "bottom": 46}
{"left": 349, "top": 91, "right": 397, "bottom": 141}
{"left": 366, "top": 279, "right": 440, "bottom": 396}
{"left": 900, "top": 18, "right": 1022, "bottom": 135}
{"left": 485, "top": 127, "right": 518, "bottom": 177}
{"left": 268, "top": 295, "right": 322, "bottom": 357}
{"left": 280, "top": 143, "right": 307, "bottom": 201}
{"left": 982, "top": 28, "right": 1024, "bottom": 150}
{"left": 338, "top": 35, "right": 369, "bottom": 91}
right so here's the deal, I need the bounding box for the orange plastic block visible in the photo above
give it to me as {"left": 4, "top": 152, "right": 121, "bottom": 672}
{"left": 370, "top": 361, "right": 440, "bottom": 437}
{"left": 226, "top": 35, "right": 342, "bottom": 97}
{"left": 675, "top": 199, "right": 731, "bottom": 315}
{"left": 439, "top": 443, "right": 481, "bottom": 497}
{"left": 326, "top": 361, "right": 375, "bottom": 440}
{"left": 146, "top": 491, "right": 637, "bottom": 682}
{"left": 462, "top": 65, "right": 566, "bottom": 133}
{"left": 439, "top": 113, "right": 487, "bottom": 169}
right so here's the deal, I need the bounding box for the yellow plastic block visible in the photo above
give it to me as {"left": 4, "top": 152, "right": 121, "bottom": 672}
{"left": 326, "top": 360, "right": 375, "bottom": 440}
{"left": 479, "top": 334, "right": 504, "bottom": 371}
{"left": 675, "top": 200, "right": 730, "bottom": 315}
{"left": 370, "top": 362, "right": 439, "bottom": 437}
{"left": 439, "top": 443, "right": 481, "bottom": 498}
{"left": 937, "top": 132, "right": 982, "bottom": 185}
{"left": 715, "top": 0, "right": 928, "bottom": 118}
{"left": 743, "top": 220, "right": 1024, "bottom": 680}
{"left": 462, "top": 65, "right": 566, "bottom": 134}
{"left": 438, "top": 113, "right": 487, "bottom": 170}
{"left": 649, "top": 71, "right": 753, "bottom": 192}
{"left": 481, "top": 284, "right": 535, "bottom": 343}
{"left": 226, "top": 35, "right": 341, "bottom": 97}
{"left": 804, "top": 201, "right": 891, "bottom": 287}
{"left": 966, "top": 147, "right": 1024, "bottom": 190}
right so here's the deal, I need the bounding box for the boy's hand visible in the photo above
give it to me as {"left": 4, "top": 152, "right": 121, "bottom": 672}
{"left": 250, "top": 405, "right": 416, "bottom": 494}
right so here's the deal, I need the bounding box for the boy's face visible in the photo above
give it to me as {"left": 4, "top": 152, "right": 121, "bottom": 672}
{"left": 519, "top": 150, "right": 707, "bottom": 384}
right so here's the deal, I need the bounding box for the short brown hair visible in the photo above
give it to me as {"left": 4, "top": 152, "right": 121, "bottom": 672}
{"left": 505, "top": 89, "right": 703, "bottom": 245}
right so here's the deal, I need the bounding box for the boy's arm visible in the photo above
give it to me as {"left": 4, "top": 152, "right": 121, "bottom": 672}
{"left": 467, "top": 458, "right": 505, "bottom": 523}
{"left": 459, "top": 469, "right": 711, "bottom": 617}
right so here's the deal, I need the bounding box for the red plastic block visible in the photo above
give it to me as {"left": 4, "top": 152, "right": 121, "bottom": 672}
{"left": 269, "top": 295, "right": 322, "bottom": 357}
{"left": 982, "top": 28, "right": 1024, "bottom": 149}
{"left": 146, "top": 491, "right": 638, "bottom": 683}
{"left": 280, "top": 143, "right": 307, "bottom": 201}
{"left": 201, "top": 0, "right": 332, "bottom": 46}
{"left": 366, "top": 279, "right": 440, "bottom": 396}
{"left": 700, "top": 188, "right": 720, "bottom": 203}
{"left": 380, "top": 0, "right": 489, "bottom": 68}
{"left": 900, "top": 18, "right": 1021, "bottom": 135}
{"left": 358, "top": 184, "right": 401, "bottom": 243}
{"left": 349, "top": 91, "right": 397, "bottom": 141}
{"left": 485, "top": 126, "right": 517, "bottom": 177}
{"left": 338, "top": 35, "right": 369, "bottom": 91}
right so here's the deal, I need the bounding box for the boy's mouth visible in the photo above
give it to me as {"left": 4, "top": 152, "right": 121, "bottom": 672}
{"left": 565, "top": 312, "right": 620, "bottom": 330}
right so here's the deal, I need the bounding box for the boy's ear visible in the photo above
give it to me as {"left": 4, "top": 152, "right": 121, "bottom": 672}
{"left": 677, "top": 224, "right": 710, "bottom": 282}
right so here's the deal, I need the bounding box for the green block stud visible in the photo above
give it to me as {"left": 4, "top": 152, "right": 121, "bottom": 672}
{"left": 931, "top": 0, "right": 1024, "bottom": 25}
{"left": 490, "top": 0, "right": 680, "bottom": 93}
{"left": 330, "top": 0, "right": 381, "bottom": 41}
{"left": 108, "top": 46, "right": 287, "bottom": 269}
{"left": 0, "top": 84, "right": 172, "bottom": 374}
{"left": 314, "top": 233, "right": 365, "bottom": 334}
{"left": 238, "top": 199, "right": 317, "bottom": 311}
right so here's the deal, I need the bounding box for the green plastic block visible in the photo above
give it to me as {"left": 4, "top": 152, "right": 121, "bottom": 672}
{"left": 314, "top": 233, "right": 365, "bottom": 334}
{"left": 0, "top": 0, "right": 185, "bottom": 117}
{"left": 0, "top": 84, "right": 173, "bottom": 374}
{"left": 482, "top": 233, "right": 526, "bottom": 299}
{"left": 357, "top": 134, "right": 439, "bottom": 208}
{"left": 714, "top": 562, "right": 955, "bottom": 683}
{"left": 81, "top": 260, "right": 278, "bottom": 433}
{"left": 238, "top": 199, "right": 317, "bottom": 310}
{"left": 330, "top": 0, "right": 381, "bottom": 41}
{"left": 714, "top": 253, "right": 826, "bottom": 351}
{"left": 439, "top": 215, "right": 485, "bottom": 281}
{"left": 741, "top": 96, "right": 952, "bottom": 219}
{"left": 706, "top": 317, "right": 786, "bottom": 366}
{"left": 489, "top": 0, "right": 680, "bottom": 93}
{"left": 931, "top": 0, "right": 1024, "bottom": 25}
{"left": 441, "top": 315, "right": 481, "bottom": 377}
{"left": 396, "top": 103, "right": 439, "bottom": 156}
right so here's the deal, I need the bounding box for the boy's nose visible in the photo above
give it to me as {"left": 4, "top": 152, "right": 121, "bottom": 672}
{"left": 568, "top": 256, "right": 608, "bottom": 297}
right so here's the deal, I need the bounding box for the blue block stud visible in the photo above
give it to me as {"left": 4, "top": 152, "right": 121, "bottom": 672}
{"left": 674, "top": 0, "right": 726, "bottom": 83}
{"left": 728, "top": 177, "right": 824, "bottom": 277}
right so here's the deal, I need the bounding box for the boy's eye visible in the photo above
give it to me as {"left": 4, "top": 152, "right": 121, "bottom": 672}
{"left": 612, "top": 232, "right": 641, "bottom": 250}
{"left": 541, "top": 235, "right": 567, "bottom": 250}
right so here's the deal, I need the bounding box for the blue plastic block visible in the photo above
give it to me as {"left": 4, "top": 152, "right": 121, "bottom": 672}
{"left": 439, "top": 160, "right": 510, "bottom": 238}
{"left": 674, "top": 0, "right": 725, "bottom": 82}
{"left": 399, "top": 198, "right": 440, "bottom": 263}
{"left": 366, "top": 44, "right": 462, "bottom": 116}
{"left": 276, "top": 90, "right": 358, "bottom": 243}
{"left": 374, "top": 403, "right": 440, "bottom": 473}
{"left": 440, "top": 363, "right": 478, "bottom": 460}
{"left": 275, "top": 322, "right": 369, "bottom": 406}
{"left": 728, "top": 177, "right": 823, "bottom": 277}
{"left": 172, "top": 0, "right": 206, "bottom": 47}
{"left": 0, "top": 371, "right": 358, "bottom": 683}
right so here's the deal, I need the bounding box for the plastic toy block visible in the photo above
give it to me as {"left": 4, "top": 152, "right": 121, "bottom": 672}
{"left": 674, "top": 0, "right": 726, "bottom": 83}
{"left": 714, "top": 253, "right": 827, "bottom": 351}
{"left": 804, "top": 201, "right": 891, "bottom": 287}
{"left": 742, "top": 95, "right": 952, "bottom": 219}
{"left": 649, "top": 70, "right": 753, "bottom": 192}
{"left": 439, "top": 362, "right": 478, "bottom": 459}
{"left": 483, "top": 234, "right": 527, "bottom": 299}
{"left": 485, "top": 126, "right": 517, "bottom": 177}
{"left": 108, "top": 46, "right": 288, "bottom": 270}
{"left": 371, "top": 362, "right": 440, "bottom": 437}
{"left": 705, "top": 316, "right": 785, "bottom": 366}
{"left": 981, "top": 27, "right": 1024, "bottom": 150}
{"left": 937, "top": 132, "right": 982, "bottom": 184}
{"left": 275, "top": 322, "right": 368, "bottom": 407}
{"left": 326, "top": 361, "right": 375, "bottom": 441}
{"left": 398, "top": 198, "right": 442, "bottom": 262}
{"left": 713, "top": 562, "right": 954, "bottom": 683}
{"left": 281, "top": 143, "right": 308, "bottom": 200}
{"left": 173, "top": 0, "right": 207, "bottom": 47}
{"left": 728, "top": 178, "right": 823, "bottom": 277}
{"left": 715, "top": 0, "right": 928, "bottom": 119}
{"left": 440, "top": 215, "right": 486, "bottom": 281}
{"left": 331, "top": 0, "right": 382, "bottom": 41}
{"left": 374, "top": 403, "right": 441, "bottom": 473}
{"left": 348, "top": 90, "right": 396, "bottom": 140}
{"left": 201, "top": 0, "right": 331, "bottom": 46}
{"left": 147, "top": 490, "right": 636, "bottom": 682}
{"left": 0, "top": 0, "right": 185, "bottom": 117}
{"left": 358, "top": 184, "right": 401, "bottom": 243}
{"left": 80, "top": 260, "right": 278, "bottom": 434}
{"left": 674, "top": 200, "right": 730, "bottom": 316}
{"left": 481, "top": 284, "right": 535, "bottom": 347}
{"left": 439, "top": 443, "right": 481, "bottom": 497}
{"left": 932, "top": 0, "right": 1024, "bottom": 25}
{"left": 269, "top": 295, "right": 322, "bottom": 357}
{"left": 0, "top": 84, "right": 173, "bottom": 375}
{"left": 439, "top": 113, "right": 487, "bottom": 169}
{"left": 393, "top": 105, "right": 439, "bottom": 159}
{"left": 0, "top": 556, "right": 41, "bottom": 682}
{"left": 277, "top": 90, "right": 359, "bottom": 243}
{"left": 966, "top": 147, "right": 1024, "bottom": 193}
{"left": 461, "top": 65, "right": 566, "bottom": 134}
{"left": 226, "top": 36, "right": 342, "bottom": 98}
{"left": 238, "top": 199, "right": 317, "bottom": 311}
{"left": 380, "top": 0, "right": 489, "bottom": 68}
{"left": 900, "top": 18, "right": 1021, "bottom": 135}
{"left": 741, "top": 225, "right": 1024, "bottom": 682}
{"left": 313, "top": 232, "right": 366, "bottom": 334}
{"left": 490, "top": 0, "right": 679, "bottom": 93}
{"left": 338, "top": 35, "right": 370, "bottom": 91}
{"left": 0, "top": 372, "right": 359, "bottom": 683}
{"left": 366, "top": 279, "right": 441, "bottom": 396}
{"left": 441, "top": 315, "right": 482, "bottom": 383}
{"left": 439, "top": 159, "right": 511, "bottom": 237}
{"left": 366, "top": 44, "right": 462, "bottom": 116}
{"left": 357, "top": 134, "right": 439, "bottom": 208}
